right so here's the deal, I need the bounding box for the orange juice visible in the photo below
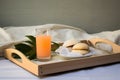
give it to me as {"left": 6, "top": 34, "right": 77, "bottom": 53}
{"left": 36, "top": 35, "right": 51, "bottom": 60}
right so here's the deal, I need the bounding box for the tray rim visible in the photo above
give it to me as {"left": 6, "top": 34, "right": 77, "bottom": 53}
{"left": 5, "top": 48, "right": 120, "bottom": 77}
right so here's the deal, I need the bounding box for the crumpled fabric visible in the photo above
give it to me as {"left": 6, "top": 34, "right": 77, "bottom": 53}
{"left": 0, "top": 24, "right": 120, "bottom": 56}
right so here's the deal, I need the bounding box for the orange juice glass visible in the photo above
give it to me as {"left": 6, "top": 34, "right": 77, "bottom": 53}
{"left": 36, "top": 28, "right": 51, "bottom": 61}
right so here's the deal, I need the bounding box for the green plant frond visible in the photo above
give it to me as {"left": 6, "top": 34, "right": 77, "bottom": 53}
{"left": 24, "top": 40, "right": 33, "bottom": 45}
{"left": 51, "top": 42, "right": 60, "bottom": 51}
{"left": 14, "top": 35, "right": 61, "bottom": 60}
{"left": 26, "top": 35, "right": 36, "bottom": 42}
{"left": 27, "top": 49, "right": 36, "bottom": 60}
{"left": 15, "top": 43, "right": 32, "bottom": 56}
{"left": 26, "top": 35, "right": 36, "bottom": 46}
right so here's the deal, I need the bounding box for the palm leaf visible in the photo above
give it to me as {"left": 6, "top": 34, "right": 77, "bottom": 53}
{"left": 26, "top": 35, "right": 36, "bottom": 46}
{"left": 15, "top": 43, "right": 32, "bottom": 56}
{"left": 51, "top": 42, "right": 60, "bottom": 51}
{"left": 14, "top": 35, "right": 60, "bottom": 60}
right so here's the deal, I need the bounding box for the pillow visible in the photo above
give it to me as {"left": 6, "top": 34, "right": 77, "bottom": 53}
{"left": 0, "top": 27, "right": 13, "bottom": 56}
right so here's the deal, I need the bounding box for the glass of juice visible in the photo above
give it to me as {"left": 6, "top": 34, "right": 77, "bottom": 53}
{"left": 36, "top": 28, "right": 51, "bottom": 61}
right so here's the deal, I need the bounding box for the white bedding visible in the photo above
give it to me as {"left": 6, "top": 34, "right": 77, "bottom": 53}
{"left": 0, "top": 24, "right": 120, "bottom": 56}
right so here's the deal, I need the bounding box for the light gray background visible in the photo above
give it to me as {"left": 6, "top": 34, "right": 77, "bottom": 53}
{"left": 0, "top": 0, "right": 120, "bottom": 33}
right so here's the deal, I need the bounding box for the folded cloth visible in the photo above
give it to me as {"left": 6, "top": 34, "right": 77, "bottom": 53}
{"left": 92, "top": 30, "right": 120, "bottom": 45}
{"left": 91, "top": 30, "right": 120, "bottom": 52}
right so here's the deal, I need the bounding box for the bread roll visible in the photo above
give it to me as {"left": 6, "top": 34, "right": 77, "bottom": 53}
{"left": 71, "top": 43, "right": 89, "bottom": 55}
{"left": 72, "top": 50, "right": 89, "bottom": 55}
{"left": 63, "top": 39, "right": 78, "bottom": 47}
{"left": 72, "top": 43, "right": 89, "bottom": 50}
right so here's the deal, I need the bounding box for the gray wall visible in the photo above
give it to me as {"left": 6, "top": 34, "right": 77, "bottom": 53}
{"left": 0, "top": 0, "right": 120, "bottom": 33}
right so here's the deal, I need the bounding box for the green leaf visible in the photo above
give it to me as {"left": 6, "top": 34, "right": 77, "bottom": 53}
{"left": 26, "top": 46, "right": 36, "bottom": 60}
{"left": 26, "top": 35, "right": 36, "bottom": 42}
{"left": 14, "top": 35, "right": 61, "bottom": 60}
{"left": 27, "top": 49, "right": 36, "bottom": 60}
{"left": 51, "top": 42, "right": 60, "bottom": 51}
{"left": 14, "top": 35, "right": 37, "bottom": 60}
{"left": 26, "top": 35, "right": 36, "bottom": 46}
{"left": 24, "top": 41, "right": 33, "bottom": 45}
{"left": 15, "top": 43, "right": 32, "bottom": 56}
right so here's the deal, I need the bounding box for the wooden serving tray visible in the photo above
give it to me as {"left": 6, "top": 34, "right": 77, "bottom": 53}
{"left": 5, "top": 38, "right": 120, "bottom": 77}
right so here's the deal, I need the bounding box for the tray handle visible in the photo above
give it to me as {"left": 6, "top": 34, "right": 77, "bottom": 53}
{"left": 89, "top": 38, "right": 120, "bottom": 53}
{"left": 5, "top": 48, "right": 39, "bottom": 76}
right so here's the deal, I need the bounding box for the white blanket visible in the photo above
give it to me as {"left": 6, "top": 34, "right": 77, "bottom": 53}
{"left": 0, "top": 24, "right": 120, "bottom": 56}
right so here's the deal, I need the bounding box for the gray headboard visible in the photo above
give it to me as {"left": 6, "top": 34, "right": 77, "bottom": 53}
{"left": 0, "top": 0, "right": 120, "bottom": 33}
